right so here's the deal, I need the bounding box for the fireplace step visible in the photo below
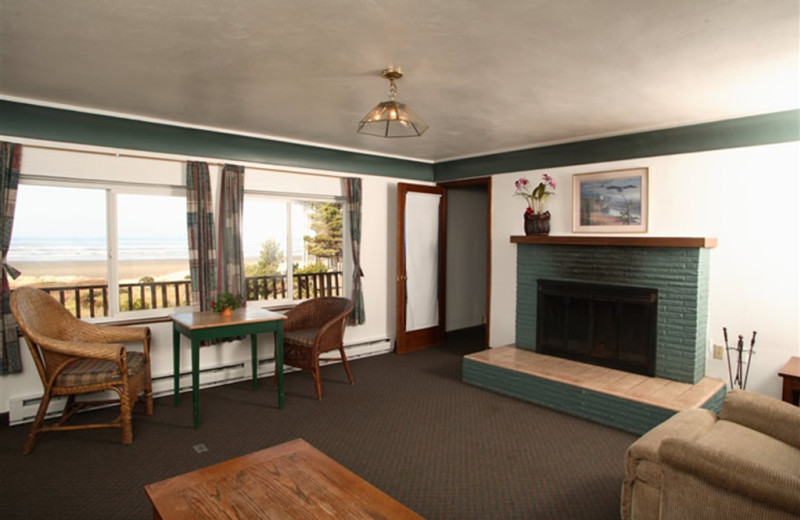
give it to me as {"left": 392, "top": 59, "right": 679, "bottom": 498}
{"left": 463, "top": 346, "right": 726, "bottom": 435}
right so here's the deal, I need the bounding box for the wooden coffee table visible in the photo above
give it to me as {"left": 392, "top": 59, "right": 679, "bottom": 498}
{"left": 144, "top": 438, "right": 424, "bottom": 519}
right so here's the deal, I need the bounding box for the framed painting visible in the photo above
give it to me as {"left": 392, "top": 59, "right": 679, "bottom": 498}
{"left": 572, "top": 168, "right": 648, "bottom": 233}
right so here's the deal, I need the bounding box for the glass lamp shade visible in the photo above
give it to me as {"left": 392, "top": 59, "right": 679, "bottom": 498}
{"left": 357, "top": 100, "right": 429, "bottom": 137}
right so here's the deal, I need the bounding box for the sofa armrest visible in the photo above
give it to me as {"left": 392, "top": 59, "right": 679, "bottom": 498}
{"left": 721, "top": 390, "right": 800, "bottom": 449}
{"left": 659, "top": 437, "right": 800, "bottom": 518}
{"left": 625, "top": 408, "right": 717, "bottom": 469}
{"left": 621, "top": 408, "right": 717, "bottom": 520}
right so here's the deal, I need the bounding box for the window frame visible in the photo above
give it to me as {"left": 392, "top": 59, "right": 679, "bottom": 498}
{"left": 12, "top": 176, "right": 191, "bottom": 322}
{"left": 243, "top": 189, "right": 348, "bottom": 308}
{"left": 11, "top": 176, "right": 350, "bottom": 319}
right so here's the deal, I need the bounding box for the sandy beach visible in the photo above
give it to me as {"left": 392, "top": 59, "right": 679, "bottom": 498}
{"left": 10, "top": 260, "right": 191, "bottom": 287}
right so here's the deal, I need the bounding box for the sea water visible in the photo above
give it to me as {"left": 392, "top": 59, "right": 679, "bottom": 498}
{"left": 7, "top": 236, "right": 190, "bottom": 262}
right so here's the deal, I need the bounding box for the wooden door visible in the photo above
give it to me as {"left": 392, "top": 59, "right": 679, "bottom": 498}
{"left": 396, "top": 183, "right": 446, "bottom": 353}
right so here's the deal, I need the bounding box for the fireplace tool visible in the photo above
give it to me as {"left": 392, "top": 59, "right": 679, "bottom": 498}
{"left": 723, "top": 327, "right": 756, "bottom": 389}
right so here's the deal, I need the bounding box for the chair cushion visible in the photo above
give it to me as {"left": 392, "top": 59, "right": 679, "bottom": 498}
{"left": 56, "top": 352, "right": 147, "bottom": 387}
{"left": 284, "top": 329, "right": 318, "bottom": 348}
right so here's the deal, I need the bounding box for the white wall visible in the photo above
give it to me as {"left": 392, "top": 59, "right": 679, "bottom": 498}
{"left": 4, "top": 137, "right": 796, "bottom": 411}
{"left": 489, "top": 141, "right": 800, "bottom": 400}
{"left": 0, "top": 138, "right": 431, "bottom": 415}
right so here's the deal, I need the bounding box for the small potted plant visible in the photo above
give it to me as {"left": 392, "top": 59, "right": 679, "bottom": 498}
{"left": 211, "top": 292, "right": 245, "bottom": 316}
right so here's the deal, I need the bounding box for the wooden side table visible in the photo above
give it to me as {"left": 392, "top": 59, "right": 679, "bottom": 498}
{"left": 170, "top": 307, "right": 286, "bottom": 428}
{"left": 778, "top": 356, "right": 800, "bottom": 405}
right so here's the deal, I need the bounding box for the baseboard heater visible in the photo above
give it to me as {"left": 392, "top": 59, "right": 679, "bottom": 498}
{"left": 8, "top": 336, "right": 392, "bottom": 426}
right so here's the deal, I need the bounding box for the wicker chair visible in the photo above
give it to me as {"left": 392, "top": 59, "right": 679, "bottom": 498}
{"left": 10, "top": 286, "right": 153, "bottom": 454}
{"left": 281, "top": 297, "right": 354, "bottom": 400}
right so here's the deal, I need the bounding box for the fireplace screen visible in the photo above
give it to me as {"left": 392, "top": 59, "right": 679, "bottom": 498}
{"left": 537, "top": 280, "right": 657, "bottom": 376}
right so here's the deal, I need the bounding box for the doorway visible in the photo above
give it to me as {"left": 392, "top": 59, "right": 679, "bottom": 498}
{"left": 441, "top": 178, "right": 491, "bottom": 349}
{"left": 395, "top": 178, "right": 491, "bottom": 353}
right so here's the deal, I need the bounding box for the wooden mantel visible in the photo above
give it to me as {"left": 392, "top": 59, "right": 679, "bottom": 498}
{"left": 510, "top": 236, "right": 717, "bottom": 248}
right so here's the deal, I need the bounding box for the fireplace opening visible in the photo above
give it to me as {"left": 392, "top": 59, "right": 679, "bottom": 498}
{"left": 536, "top": 279, "right": 658, "bottom": 376}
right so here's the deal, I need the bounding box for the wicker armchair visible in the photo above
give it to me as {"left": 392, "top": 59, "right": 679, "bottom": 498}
{"left": 10, "top": 286, "right": 153, "bottom": 454}
{"left": 281, "top": 297, "right": 354, "bottom": 400}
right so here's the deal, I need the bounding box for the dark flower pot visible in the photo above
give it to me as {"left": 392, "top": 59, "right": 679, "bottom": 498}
{"left": 524, "top": 211, "right": 551, "bottom": 236}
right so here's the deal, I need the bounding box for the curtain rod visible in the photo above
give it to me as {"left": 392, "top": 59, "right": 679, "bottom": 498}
{"left": 13, "top": 141, "right": 354, "bottom": 181}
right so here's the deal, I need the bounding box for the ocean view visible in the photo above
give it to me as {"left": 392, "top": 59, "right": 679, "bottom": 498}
{"left": 7, "top": 236, "right": 274, "bottom": 263}
{"left": 8, "top": 237, "right": 190, "bottom": 285}
{"left": 7, "top": 236, "right": 274, "bottom": 286}
{"left": 8, "top": 236, "right": 189, "bottom": 263}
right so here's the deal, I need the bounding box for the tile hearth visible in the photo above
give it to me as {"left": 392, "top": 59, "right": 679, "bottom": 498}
{"left": 463, "top": 346, "right": 726, "bottom": 434}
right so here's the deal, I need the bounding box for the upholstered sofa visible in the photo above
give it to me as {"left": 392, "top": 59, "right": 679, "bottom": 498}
{"left": 621, "top": 389, "right": 800, "bottom": 520}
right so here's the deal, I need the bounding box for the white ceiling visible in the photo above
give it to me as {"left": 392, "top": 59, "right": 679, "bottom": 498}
{"left": 1, "top": 0, "right": 798, "bottom": 163}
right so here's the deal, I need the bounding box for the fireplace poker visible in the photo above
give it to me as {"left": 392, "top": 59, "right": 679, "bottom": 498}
{"left": 743, "top": 331, "right": 756, "bottom": 390}
{"left": 723, "top": 327, "right": 734, "bottom": 389}
{"left": 735, "top": 335, "right": 745, "bottom": 388}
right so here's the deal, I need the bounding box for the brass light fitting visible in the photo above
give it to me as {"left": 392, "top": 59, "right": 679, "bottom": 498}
{"left": 357, "top": 68, "right": 428, "bottom": 138}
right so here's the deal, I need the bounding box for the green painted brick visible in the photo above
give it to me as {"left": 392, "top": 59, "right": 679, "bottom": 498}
{"left": 702, "top": 386, "right": 727, "bottom": 414}
{"left": 516, "top": 244, "right": 711, "bottom": 383}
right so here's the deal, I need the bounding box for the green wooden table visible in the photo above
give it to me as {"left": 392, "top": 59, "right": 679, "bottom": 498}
{"left": 170, "top": 307, "right": 287, "bottom": 429}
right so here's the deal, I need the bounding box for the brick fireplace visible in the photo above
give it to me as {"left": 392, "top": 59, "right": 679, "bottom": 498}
{"left": 462, "top": 236, "right": 724, "bottom": 434}
{"left": 515, "top": 236, "right": 715, "bottom": 384}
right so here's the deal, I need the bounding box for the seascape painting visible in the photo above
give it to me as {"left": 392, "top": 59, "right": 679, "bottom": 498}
{"left": 572, "top": 168, "right": 648, "bottom": 232}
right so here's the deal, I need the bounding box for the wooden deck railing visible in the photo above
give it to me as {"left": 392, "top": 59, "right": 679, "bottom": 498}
{"left": 26, "top": 272, "right": 343, "bottom": 318}
{"left": 245, "top": 272, "right": 342, "bottom": 301}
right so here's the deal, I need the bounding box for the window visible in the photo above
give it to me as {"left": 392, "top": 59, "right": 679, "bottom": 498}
{"left": 243, "top": 195, "right": 344, "bottom": 304}
{"left": 9, "top": 182, "right": 189, "bottom": 319}
{"left": 115, "top": 192, "right": 190, "bottom": 313}
{"left": 9, "top": 178, "right": 344, "bottom": 318}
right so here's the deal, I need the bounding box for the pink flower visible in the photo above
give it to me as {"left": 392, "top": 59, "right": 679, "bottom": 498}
{"left": 525, "top": 207, "right": 534, "bottom": 215}
{"left": 514, "top": 174, "right": 555, "bottom": 215}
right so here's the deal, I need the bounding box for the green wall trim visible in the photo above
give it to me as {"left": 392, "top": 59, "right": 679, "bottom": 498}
{"left": 3, "top": 100, "right": 796, "bottom": 182}
{"left": 0, "top": 101, "right": 434, "bottom": 180}
{"left": 434, "top": 109, "right": 800, "bottom": 180}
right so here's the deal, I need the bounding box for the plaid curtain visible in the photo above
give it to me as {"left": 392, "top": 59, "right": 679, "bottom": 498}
{"left": 343, "top": 177, "right": 365, "bottom": 324}
{"left": 0, "top": 142, "right": 22, "bottom": 374}
{"left": 186, "top": 161, "right": 217, "bottom": 311}
{"left": 217, "top": 164, "right": 245, "bottom": 298}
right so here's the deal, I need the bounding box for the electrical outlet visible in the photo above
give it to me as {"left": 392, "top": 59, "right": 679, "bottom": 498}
{"left": 713, "top": 344, "right": 724, "bottom": 360}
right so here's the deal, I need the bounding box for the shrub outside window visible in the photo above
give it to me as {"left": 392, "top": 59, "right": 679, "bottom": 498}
{"left": 243, "top": 196, "right": 344, "bottom": 304}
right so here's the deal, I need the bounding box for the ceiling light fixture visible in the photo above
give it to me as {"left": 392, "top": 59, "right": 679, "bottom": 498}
{"left": 357, "top": 68, "right": 428, "bottom": 138}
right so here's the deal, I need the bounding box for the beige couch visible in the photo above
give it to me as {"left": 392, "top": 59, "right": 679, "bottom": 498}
{"left": 621, "top": 389, "right": 800, "bottom": 520}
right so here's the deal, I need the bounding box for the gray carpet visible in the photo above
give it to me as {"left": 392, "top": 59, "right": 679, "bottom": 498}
{"left": 0, "top": 327, "right": 636, "bottom": 519}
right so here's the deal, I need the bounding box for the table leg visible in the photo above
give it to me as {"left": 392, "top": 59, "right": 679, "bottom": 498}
{"left": 173, "top": 327, "right": 180, "bottom": 407}
{"left": 251, "top": 333, "right": 259, "bottom": 391}
{"left": 192, "top": 338, "right": 200, "bottom": 429}
{"left": 276, "top": 325, "right": 284, "bottom": 409}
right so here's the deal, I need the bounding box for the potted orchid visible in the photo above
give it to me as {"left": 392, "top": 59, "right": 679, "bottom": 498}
{"left": 514, "top": 174, "right": 556, "bottom": 235}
